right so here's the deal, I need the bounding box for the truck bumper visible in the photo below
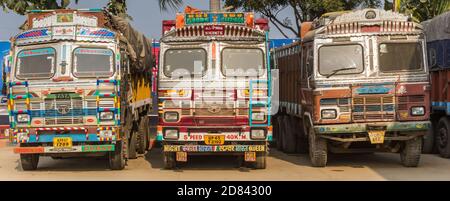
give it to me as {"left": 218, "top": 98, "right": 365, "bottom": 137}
{"left": 13, "top": 145, "right": 115, "bottom": 154}
{"left": 163, "top": 144, "right": 266, "bottom": 153}
{"left": 314, "top": 121, "right": 430, "bottom": 134}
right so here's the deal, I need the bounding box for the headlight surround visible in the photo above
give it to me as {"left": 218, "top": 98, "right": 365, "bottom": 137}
{"left": 251, "top": 129, "right": 267, "bottom": 140}
{"left": 99, "top": 130, "right": 113, "bottom": 138}
{"left": 251, "top": 112, "right": 266, "bottom": 121}
{"left": 100, "top": 112, "right": 114, "bottom": 121}
{"left": 321, "top": 109, "right": 337, "bottom": 119}
{"left": 164, "top": 112, "right": 179, "bottom": 122}
{"left": 164, "top": 129, "right": 179, "bottom": 140}
{"left": 411, "top": 106, "right": 425, "bottom": 116}
{"left": 17, "top": 114, "right": 30, "bottom": 123}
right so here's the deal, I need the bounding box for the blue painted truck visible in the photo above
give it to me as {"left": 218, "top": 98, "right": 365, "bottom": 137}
{"left": 0, "top": 41, "right": 10, "bottom": 139}
{"left": 423, "top": 11, "right": 450, "bottom": 157}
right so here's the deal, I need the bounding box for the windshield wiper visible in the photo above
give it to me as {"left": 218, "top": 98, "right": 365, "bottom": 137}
{"left": 326, "top": 67, "right": 357, "bottom": 78}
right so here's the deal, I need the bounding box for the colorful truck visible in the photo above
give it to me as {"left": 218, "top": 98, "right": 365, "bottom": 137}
{"left": 158, "top": 7, "right": 273, "bottom": 169}
{"left": 423, "top": 11, "right": 450, "bottom": 157}
{"left": 0, "top": 41, "right": 10, "bottom": 139}
{"left": 6, "top": 9, "right": 155, "bottom": 170}
{"left": 273, "top": 9, "right": 430, "bottom": 167}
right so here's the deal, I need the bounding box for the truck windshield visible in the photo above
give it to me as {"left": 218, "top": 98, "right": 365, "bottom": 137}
{"left": 16, "top": 48, "right": 55, "bottom": 79}
{"left": 379, "top": 43, "right": 423, "bottom": 72}
{"left": 319, "top": 44, "right": 364, "bottom": 77}
{"left": 163, "top": 48, "right": 206, "bottom": 77}
{"left": 222, "top": 48, "right": 264, "bottom": 77}
{"left": 73, "top": 48, "right": 114, "bottom": 77}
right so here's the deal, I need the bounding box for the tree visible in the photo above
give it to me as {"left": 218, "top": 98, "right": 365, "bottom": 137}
{"left": 224, "top": 0, "right": 381, "bottom": 38}
{"left": 0, "top": 0, "right": 129, "bottom": 18}
{"left": 0, "top": 0, "right": 76, "bottom": 14}
{"left": 394, "top": 0, "right": 450, "bottom": 22}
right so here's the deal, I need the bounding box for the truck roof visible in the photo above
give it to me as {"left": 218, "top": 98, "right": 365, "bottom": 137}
{"left": 422, "top": 11, "right": 450, "bottom": 42}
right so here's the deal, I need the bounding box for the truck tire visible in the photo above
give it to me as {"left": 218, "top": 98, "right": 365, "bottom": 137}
{"left": 137, "top": 117, "right": 148, "bottom": 154}
{"left": 282, "top": 115, "right": 296, "bottom": 153}
{"left": 128, "top": 131, "right": 137, "bottom": 159}
{"left": 20, "top": 154, "right": 39, "bottom": 171}
{"left": 163, "top": 152, "right": 176, "bottom": 169}
{"left": 109, "top": 141, "right": 125, "bottom": 170}
{"left": 400, "top": 137, "right": 422, "bottom": 167}
{"left": 270, "top": 117, "right": 279, "bottom": 148}
{"left": 308, "top": 129, "right": 327, "bottom": 167}
{"left": 252, "top": 152, "right": 267, "bottom": 169}
{"left": 423, "top": 125, "right": 435, "bottom": 154}
{"left": 436, "top": 117, "right": 450, "bottom": 158}
{"left": 276, "top": 116, "right": 285, "bottom": 151}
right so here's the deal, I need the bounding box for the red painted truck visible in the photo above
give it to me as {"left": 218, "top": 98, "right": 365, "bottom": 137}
{"left": 273, "top": 9, "right": 430, "bottom": 167}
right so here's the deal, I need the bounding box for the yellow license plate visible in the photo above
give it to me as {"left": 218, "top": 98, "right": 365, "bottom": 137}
{"left": 176, "top": 152, "right": 187, "bottom": 162}
{"left": 53, "top": 137, "right": 72, "bottom": 149}
{"left": 245, "top": 152, "right": 256, "bottom": 162}
{"left": 204, "top": 135, "right": 225, "bottom": 145}
{"left": 368, "top": 131, "right": 385, "bottom": 144}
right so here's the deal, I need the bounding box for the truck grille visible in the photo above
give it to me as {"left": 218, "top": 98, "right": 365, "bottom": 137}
{"left": 43, "top": 97, "right": 84, "bottom": 125}
{"left": 352, "top": 96, "right": 395, "bottom": 122}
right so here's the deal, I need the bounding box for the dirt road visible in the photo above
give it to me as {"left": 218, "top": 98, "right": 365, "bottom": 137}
{"left": 1, "top": 140, "right": 450, "bottom": 181}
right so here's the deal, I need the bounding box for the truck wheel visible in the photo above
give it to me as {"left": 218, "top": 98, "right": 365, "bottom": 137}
{"left": 128, "top": 132, "right": 137, "bottom": 159}
{"left": 137, "top": 117, "right": 148, "bottom": 154}
{"left": 276, "top": 116, "right": 285, "bottom": 151}
{"left": 400, "top": 137, "right": 422, "bottom": 167}
{"left": 252, "top": 152, "right": 267, "bottom": 169}
{"left": 20, "top": 154, "right": 39, "bottom": 171}
{"left": 109, "top": 141, "right": 125, "bottom": 170}
{"left": 282, "top": 115, "right": 296, "bottom": 153}
{"left": 270, "top": 117, "right": 279, "bottom": 148}
{"left": 163, "top": 152, "right": 176, "bottom": 169}
{"left": 423, "top": 126, "right": 435, "bottom": 154}
{"left": 436, "top": 117, "right": 450, "bottom": 158}
{"left": 308, "top": 129, "right": 327, "bottom": 167}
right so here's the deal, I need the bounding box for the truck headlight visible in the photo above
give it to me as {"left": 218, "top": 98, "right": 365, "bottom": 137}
{"left": 252, "top": 112, "right": 266, "bottom": 121}
{"left": 411, "top": 107, "right": 425, "bottom": 116}
{"left": 17, "top": 114, "right": 30, "bottom": 123}
{"left": 17, "top": 132, "right": 29, "bottom": 142}
{"left": 164, "top": 129, "right": 179, "bottom": 140}
{"left": 251, "top": 129, "right": 266, "bottom": 140}
{"left": 164, "top": 112, "right": 179, "bottom": 122}
{"left": 100, "top": 112, "right": 114, "bottom": 120}
{"left": 99, "top": 130, "right": 113, "bottom": 138}
{"left": 321, "top": 109, "right": 337, "bottom": 119}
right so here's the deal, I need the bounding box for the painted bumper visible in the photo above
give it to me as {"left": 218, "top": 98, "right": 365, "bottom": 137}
{"left": 163, "top": 145, "right": 266, "bottom": 153}
{"left": 314, "top": 121, "right": 430, "bottom": 134}
{"left": 14, "top": 144, "right": 115, "bottom": 154}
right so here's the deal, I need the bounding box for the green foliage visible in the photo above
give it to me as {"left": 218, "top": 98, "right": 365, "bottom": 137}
{"left": 158, "top": 0, "right": 182, "bottom": 11}
{"left": 0, "top": 0, "right": 78, "bottom": 14}
{"left": 224, "top": 0, "right": 381, "bottom": 37}
{"left": 395, "top": 0, "right": 450, "bottom": 22}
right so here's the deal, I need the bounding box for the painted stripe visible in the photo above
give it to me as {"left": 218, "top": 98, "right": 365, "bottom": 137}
{"left": 14, "top": 145, "right": 115, "bottom": 154}
{"left": 163, "top": 145, "right": 266, "bottom": 152}
{"left": 25, "top": 134, "right": 110, "bottom": 143}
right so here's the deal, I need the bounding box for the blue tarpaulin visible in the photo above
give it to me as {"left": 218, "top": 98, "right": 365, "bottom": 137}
{"left": 269, "top": 38, "right": 299, "bottom": 50}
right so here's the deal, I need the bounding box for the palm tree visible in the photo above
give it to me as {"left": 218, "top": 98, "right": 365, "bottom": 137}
{"left": 158, "top": 0, "right": 222, "bottom": 11}
{"left": 394, "top": 0, "right": 450, "bottom": 21}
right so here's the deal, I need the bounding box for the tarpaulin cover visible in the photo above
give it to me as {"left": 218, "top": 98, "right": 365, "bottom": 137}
{"left": 106, "top": 12, "right": 154, "bottom": 84}
{"left": 422, "top": 11, "right": 450, "bottom": 42}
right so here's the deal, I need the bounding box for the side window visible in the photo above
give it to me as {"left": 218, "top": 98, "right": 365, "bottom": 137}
{"left": 429, "top": 48, "right": 437, "bottom": 68}
{"left": 307, "top": 46, "right": 314, "bottom": 78}
{"left": 301, "top": 46, "right": 307, "bottom": 79}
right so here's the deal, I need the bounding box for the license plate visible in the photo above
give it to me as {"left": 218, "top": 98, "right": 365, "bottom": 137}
{"left": 204, "top": 135, "right": 225, "bottom": 145}
{"left": 176, "top": 152, "right": 187, "bottom": 162}
{"left": 244, "top": 152, "right": 256, "bottom": 162}
{"left": 368, "top": 130, "right": 385, "bottom": 144}
{"left": 53, "top": 137, "right": 72, "bottom": 149}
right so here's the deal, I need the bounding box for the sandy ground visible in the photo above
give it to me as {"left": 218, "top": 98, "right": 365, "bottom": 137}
{"left": 1, "top": 140, "right": 450, "bottom": 181}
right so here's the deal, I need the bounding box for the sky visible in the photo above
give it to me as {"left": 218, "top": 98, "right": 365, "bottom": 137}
{"left": 0, "top": 0, "right": 293, "bottom": 41}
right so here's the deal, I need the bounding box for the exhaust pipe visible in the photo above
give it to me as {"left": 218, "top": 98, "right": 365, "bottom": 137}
{"left": 210, "top": 0, "right": 221, "bottom": 12}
